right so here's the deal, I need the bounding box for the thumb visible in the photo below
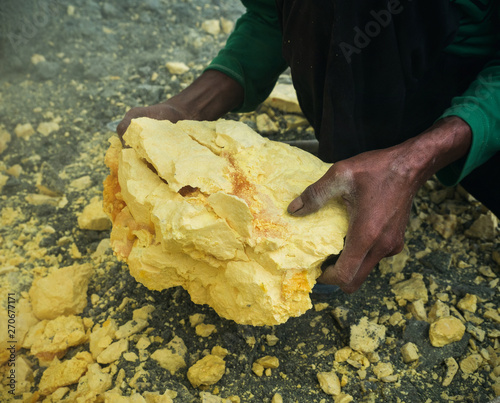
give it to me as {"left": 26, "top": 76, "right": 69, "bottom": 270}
{"left": 287, "top": 165, "right": 352, "bottom": 216}
{"left": 116, "top": 117, "right": 132, "bottom": 140}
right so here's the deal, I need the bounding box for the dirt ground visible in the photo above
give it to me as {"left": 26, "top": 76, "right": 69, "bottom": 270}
{"left": 0, "top": 1, "right": 499, "bottom": 402}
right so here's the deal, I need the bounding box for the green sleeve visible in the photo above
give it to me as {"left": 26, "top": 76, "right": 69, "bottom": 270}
{"left": 437, "top": 60, "right": 500, "bottom": 185}
{"left": 205, "top": 0, "right": 288, "bottom": 112}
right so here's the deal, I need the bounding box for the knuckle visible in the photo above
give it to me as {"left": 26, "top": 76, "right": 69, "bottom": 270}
{"left": 359, "top": 226, "right": 383, "bottom": 249}
{"left": 332, "top": 159, "right": 350, "bottom": 175}
{"left": 116, "top": 121, "right": 127, "bottom": 138}
{"left": 334, "top": 269, "right": 356, "bottom": 289}
{"left": 376, "top": 235, "right": 405, "bottom": 258}
{"left": 391, "top": 240, "right": 405, "bottom": 255}
{"left": 118, "top": 106, "right": 149, "bottom": 139}
{"left": 302, "top": 183, "right": 329, "bottom": 211}
{"left": 378, "top": 243, "right": 395, "bottom": 258}
{"left": 341, "top": 283, "right": 361, "bottom": 294}
{"left": 360, "top": 220, "right": 405, "bottom": 258}
{"left": 364, "top": 227, "right": 383, "bottom": 243}
{"left": 127, "top": 106, "right": 146, "bottom": 119}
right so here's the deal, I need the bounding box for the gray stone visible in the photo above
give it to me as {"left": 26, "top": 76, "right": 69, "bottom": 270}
{"left": 84, "top": 63, "right": 107, "bottom": 80}
{"left": 37, "top": 162, "right": 64, "bottom": 196}
{"left": 141, "top": 0, "right": 161, "bottom": 13}
{"left": 137, "top": 66, "right": 152, "bottom": 77}
{"left": 101, "top": 3, "right": 122, "bottom": 19}
{"left": 420, "top": 250, "right": 452, "bottom": 274}
{"left": 402, "top": 320, "right": 470, "bottom": 369}
{"left": 136, "top": 84, "right": 164, "bottom": 103}
{"left": 35, "top": 61, "right": 61, "bottom": 81}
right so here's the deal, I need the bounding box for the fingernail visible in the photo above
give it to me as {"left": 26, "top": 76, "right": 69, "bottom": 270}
{"left": 287, "top": 196, "right": 304, "bottom": 215}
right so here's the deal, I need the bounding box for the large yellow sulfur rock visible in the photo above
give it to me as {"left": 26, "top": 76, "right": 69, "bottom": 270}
{"left": 103, "top": 118, "right": 348, "bottom": 325}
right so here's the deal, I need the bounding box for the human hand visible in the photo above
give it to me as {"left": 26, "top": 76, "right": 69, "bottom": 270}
{"left": 288, "top": 148, "right": 413, "bottom": 292}
{"left": 287, "top": 117, "right": 472, "bottom": 292}
{"left": 116, "top": 70, "right": 244, "bottom": 142}
{"left": 116, "top": 101, "right": 187, "bottom": 140}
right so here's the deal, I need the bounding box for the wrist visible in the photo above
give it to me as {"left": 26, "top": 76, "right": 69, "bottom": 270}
{"left": 167, "top": 70, "right": 244, "bottom": 121}
{"left": 392, "top": 116, "right": 472, "bottom": 189}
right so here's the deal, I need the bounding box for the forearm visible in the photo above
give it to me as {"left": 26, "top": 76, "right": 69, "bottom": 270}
{"left": 167, "top": 70, "right": 244, "bottom": 121}
{"left": 205, "top": 6, "right": 287, "bottom": 112}
{"left": 390, "top": 116, "right": 472, "bottom": 191}
{"left": 116, "top": 70, "right": 244, "bottom": 138}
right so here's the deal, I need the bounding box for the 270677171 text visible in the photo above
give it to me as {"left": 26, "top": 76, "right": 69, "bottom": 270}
{"left": 7, "top": 293, "right": 16, "bottom": 396}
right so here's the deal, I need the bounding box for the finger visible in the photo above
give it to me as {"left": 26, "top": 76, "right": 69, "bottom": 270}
{"left": 320, "top": 217, "right": 405, "bottom": 292}
{"left": 116, "top": 117, "right": 131, "bottom": 139}
{"left": 116, "top": 104, "right": 180, "bottom": 141}
{"left": 317, "top": 195, "right": 386, "bottom": 286}
{"left": 117, "top": 107, "right": 148, "bottom": 139}
{"left": 318, "top": 241, "right": 368, "bottom": 292}
{"left": 288, "top": 165, "right": 352, "bottom": 216}
{"left": 116, "top": 113, "right": 138, "bottom": 142}
{"left": 318, "top": 214, "right": 375, "bottom": 287}
{"left": 117, "top": 105, "right": 154, "bottom": 139}
{"left": 321, "top": 249, "right": 382, "bottom": 293}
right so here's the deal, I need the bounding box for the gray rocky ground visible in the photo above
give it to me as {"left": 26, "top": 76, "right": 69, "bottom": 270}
{"left": 0, "top": 1, "right": 499, "bottom": 402}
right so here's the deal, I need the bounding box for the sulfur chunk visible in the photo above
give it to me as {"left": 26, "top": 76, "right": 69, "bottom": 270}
{"left": 350, "top": 317, "right": 386, "bottom": 354}
{"left": 38, "top": 352, "right": 93, "bottom": 396}
{"left": 151, "top": 336, "right": 187, "bottom": 375}
{"left": 187, "top": 354, "right": 226, "bottom": 388}
{"left": 401, "top": 342, "right": 419, "bottom": 363}
{"left": 317, "top": 371, "right": 341, "bottom": 396}
{"left": 29, "top": 263, "right": 93, "bottom": 320}
{"left": 429, "top": 317, "right": 466, "bottom": 347}
{"left": 104, "top": 118, "right": 349, "bottom": 325}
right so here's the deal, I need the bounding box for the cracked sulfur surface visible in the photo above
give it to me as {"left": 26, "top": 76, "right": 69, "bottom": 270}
{"left": 104, "top": 117, "right": 348, "bottom": 325}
